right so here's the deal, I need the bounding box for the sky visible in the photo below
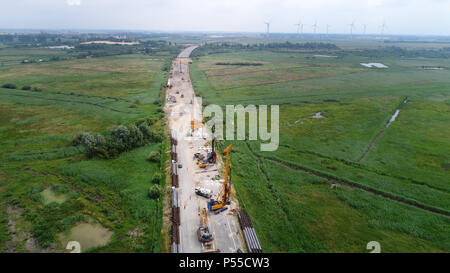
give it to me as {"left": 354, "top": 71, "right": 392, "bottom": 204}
{"left": 1, "top": 0, "right": 449, "bottom": 35}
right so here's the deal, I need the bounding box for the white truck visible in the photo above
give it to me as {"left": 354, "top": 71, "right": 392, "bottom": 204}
{"left": 195, "top": 187, "right": 212, "bottom": 198}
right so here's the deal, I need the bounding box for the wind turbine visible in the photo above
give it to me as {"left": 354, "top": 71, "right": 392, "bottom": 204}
{"left": 264, "top": 21, "right": 271, "bottom": 35}
{"left": 312, "top": 21, "right": 318, "bottom": 34}
{"left": 348, "top": 20, "right": 355, "bottom": 37}
{"left": 294, "top": 20, "right": 302, "bottom": 34}
{"left": 326, "top": 24, "right": 331, "bottom": 37}
{"left": 363, "top": 24, "right": 368, "bottom": 35}
{"left": 380, "top": 21, "right": 387, "bottom": 35}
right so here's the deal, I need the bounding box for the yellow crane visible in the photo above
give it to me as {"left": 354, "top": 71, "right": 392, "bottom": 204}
{"left": 207, "top": 144, "right": 232, "bottom": 214}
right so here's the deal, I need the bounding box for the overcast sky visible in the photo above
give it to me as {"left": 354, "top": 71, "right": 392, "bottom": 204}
{"left": 1, "top": 0, "right": 449, "bottom": 35}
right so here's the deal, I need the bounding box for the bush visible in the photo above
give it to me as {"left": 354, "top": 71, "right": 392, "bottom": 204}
{"left": 74, "top": 116, "right": 163, "bottom": 159}
{"left": 151, "top": 172, "right": 163, "bottom": 184}
{"left": 73, "top": 132, "right": 105, "bottom": 158}
{"left": 1, "top": 83, "right": 16, "bottom": 89}
{"left": 147, "top": 151, "right": 161, "bottom": 162}
{"left": 148, "top": 185, "right": 162, "bottom": 199}
{"left": 128, "top": 124, "right": 144, "bottom": 147}
{"left": 110, "top": 125, "right": 131, "bottom": 148}
{"left": 21, "top": 85, "right": 31, "bottom": 90}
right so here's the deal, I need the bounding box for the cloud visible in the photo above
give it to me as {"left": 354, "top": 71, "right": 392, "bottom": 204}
{"left": 67, "top": 0, "right": 81, "bottom": 6}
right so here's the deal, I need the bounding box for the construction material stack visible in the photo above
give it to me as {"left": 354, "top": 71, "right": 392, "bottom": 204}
{"left": 238, "top": 210, "right": 263, "bottom": 253}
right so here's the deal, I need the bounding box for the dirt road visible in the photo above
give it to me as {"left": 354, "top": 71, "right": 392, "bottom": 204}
{"left": 165, "top": 46, "right": 244, "bottom": 253}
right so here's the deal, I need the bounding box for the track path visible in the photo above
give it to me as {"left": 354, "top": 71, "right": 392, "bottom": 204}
{"left": 165, "top": 46, "right": 244, "bottom": 253}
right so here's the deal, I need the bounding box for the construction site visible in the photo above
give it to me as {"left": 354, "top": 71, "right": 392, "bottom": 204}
{"left": 165, "top": 46, "right": 262, "bottom": 253}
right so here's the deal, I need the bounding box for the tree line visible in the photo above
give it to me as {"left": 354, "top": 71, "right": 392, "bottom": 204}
{"left": 73, "top": 117, "right": 163, "bottom": 159}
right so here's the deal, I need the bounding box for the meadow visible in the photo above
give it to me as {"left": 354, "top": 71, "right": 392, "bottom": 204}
{"left": 190, "top": 40, "right": 450, "bottom": 252}
{"left": 0, "top": 44, "right": 174, "bottom": 252}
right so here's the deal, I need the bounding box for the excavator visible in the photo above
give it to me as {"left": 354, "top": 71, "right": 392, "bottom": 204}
{"left": 197, "top": 138, "right": 217, "bottom": 168}
{"left": 197, "top": 208, "right": 213, "bottom": 243}
{"left": 207, "top": 144, "right": 232, "bottom": 214}
{"left": 196, "top": 121, "right": 217, "bottom": 168}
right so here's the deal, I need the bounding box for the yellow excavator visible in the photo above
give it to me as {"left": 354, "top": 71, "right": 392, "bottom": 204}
{"left": 207, "top": 144, "right": 232, "bottom": 214}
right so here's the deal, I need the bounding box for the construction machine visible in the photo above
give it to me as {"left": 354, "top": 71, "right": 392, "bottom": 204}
{"left": 207, "top": 144, "right": 232, "bottom": 214}
{"left": 197, "top": 208, "right": 213, "bottom": 243}
{"left": 197, "top": 138, "right": 217, "bottom": 168}
{"left": 197, "top": 121, "right": 217, "bottom": 168}
{"left": 195, "top": 186, "right": 212, "bottom": 198}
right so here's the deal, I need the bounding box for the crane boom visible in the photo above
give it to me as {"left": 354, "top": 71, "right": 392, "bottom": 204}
{"left": 207, "top": 144, "right": 232, "bottom": 213}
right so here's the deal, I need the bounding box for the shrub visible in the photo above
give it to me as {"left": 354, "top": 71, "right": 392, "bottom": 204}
{"left": 136, "top": 117, "right": 156, "bottom": 127}
{"left": 51, "top": 184, "right": 71, "bottom": 194}
{"left": 1, "top": 83, "right": 16, "bottom": 89}
{"left": 139, "top": 124, "right": 151, "bottom": 140}
{"left": 148, "top": 185, "right": 162, "bottom": 199}
{"left": 21, "top": 85, "right": 31, "bottom": 90}
{"left": 128, "top": 124, "right": 144, "bottom": 147}
{"left": 151, "top": 172, "right": 163, "bottom": 184}
{"left": 73, "top": 132, "right": 105, "bottom": 158}
{"left": 110, "top": 125, "right": 131, "bottom": 148}
{"left": 147, "top": 151, "right": 161, "bottom": 162}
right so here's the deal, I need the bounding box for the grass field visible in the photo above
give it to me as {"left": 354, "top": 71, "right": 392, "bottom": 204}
{"left": 0, "top": 48, "right": 174, "bottom": 252}
{"left": 190, "top": 41, "right": 450, "bottom": 252}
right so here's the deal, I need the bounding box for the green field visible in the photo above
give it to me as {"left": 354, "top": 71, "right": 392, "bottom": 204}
{"left": 0, "top": 46, "right": 174, "bottom": 252}
{"left": 190, "top": 42, "right": 450, "bottom": 252}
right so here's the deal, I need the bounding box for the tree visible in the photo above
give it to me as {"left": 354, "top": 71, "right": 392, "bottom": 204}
{"left": 73, "top": 132, "right": 105, "bottom": 158}
{"left": 110, "top": 125, "right": 131, "bottom": 151}
{"left": 148, "top": 185, "right": 162, "bottom": 199}
{"left": 147, "top": 151, "right": 161, "bottom": 163}
{"left": 151, "top": 172, "right": 163, "bottom": 184}
{"left": 127, "top": 124, "right": 144, "bottom": 147}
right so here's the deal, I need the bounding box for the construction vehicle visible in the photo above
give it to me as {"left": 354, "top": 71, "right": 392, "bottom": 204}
{"left": 197, "top": 121, "right": 217, "bottom": 168}
{"left": 207, "top": 144, "right": 232, "bottom": 214}
{"left": 190, "top": 120, "right": 203, "bottom": 130}
{"left": 194, "top": 152, "right": 205, "bottom": 161}
{"left": 195, "top": 186, "right": 212, "bottom": 198}
{"left": 197, "top": 138, "right": 216, "bottom": 168}
{"left": 197, "top": 208, "right": 213, "bottom": 243}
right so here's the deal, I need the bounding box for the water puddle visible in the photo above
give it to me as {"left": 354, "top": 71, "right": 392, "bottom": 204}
{"left": 41, "top": 188, "right": 68, "bottom": 205}
{"left": 314, "top": 54, "right": 338, "bottom": 58}
{"left": 58, "top": 219, "right": 113, "bottom": 251}
{"left": 387, "top": 109, "right": 400, "bottom": 127}
{"left": 360, "top": 63, "right": 389, "bottom": 68}
{"left": 311, "top": 112, "right": 324, "bottom": 119}
{"left": 386, "top": 98, "right": 407, "bottom": 127}
{"left": 418, "top": 66, "right": 444, "bottom": 70}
